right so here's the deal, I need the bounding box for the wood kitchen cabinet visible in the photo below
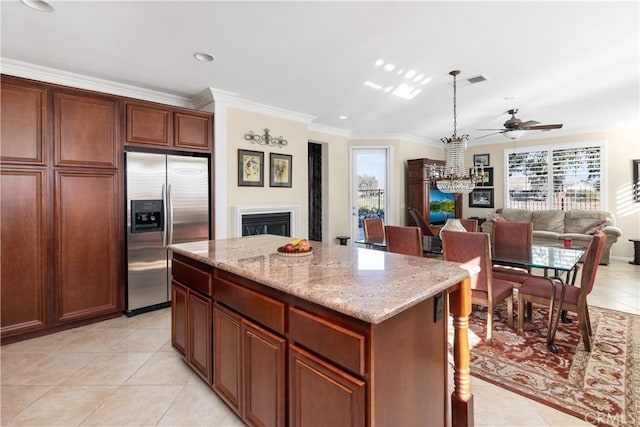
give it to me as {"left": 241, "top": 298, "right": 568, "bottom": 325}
{"left": 1, "top": 75, "right": 123, "bottom": 343}
{"left": 0, "top": 77, "right": 48, "bottom": 165}
{"left": 0, "top": 168, "right": 48, "bottom": 337}
{"left": 54, "top": 170, "right": 120, "bottom": 323}
{"left": 171, "top": 256, "right": 214, "bottom": 384}
{"left": 289, "top": 345, "right": 365, "bottom": 427}
{"left": 407, "top": 157, "right": 461, "bottom": 226}
{"left": 213, "top": 303, "right": 286, "bottom": 427}
{"left": 125, "top": 100, "right": 212, "bottom": 152}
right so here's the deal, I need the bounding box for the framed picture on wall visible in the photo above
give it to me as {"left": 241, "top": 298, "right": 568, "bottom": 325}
{"left": 473, "top": 153, "right": 490, "bottom": 167}
{"left": 270, "top": 153, "right": 292, "bottom": 188}
{"left": 469, "top": 188, "right": 494, "bottom": 208}
{"left": 633, "top": 159, "right": 640, "bottom": 202}
{"left": 471, "top": 167, "right": 493, "bottom": 187}
{"left": 238, "top": 149, "right": 264, "bottom": 187}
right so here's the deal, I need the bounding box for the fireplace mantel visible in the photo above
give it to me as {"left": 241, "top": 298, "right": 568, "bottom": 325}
{"left": 232, "top": 204, "right": 300, "bottom": 238}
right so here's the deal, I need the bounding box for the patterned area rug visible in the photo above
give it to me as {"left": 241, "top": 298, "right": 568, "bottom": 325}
{"left": 466, "top": 305, "right": 639, "bottom": 427}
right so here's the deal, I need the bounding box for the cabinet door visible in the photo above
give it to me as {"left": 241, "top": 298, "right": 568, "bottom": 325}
{"left": 243, "top": 320, "right": 286, "bottom": 427}
{"left": 289, "top": 345, "right": 365, "bottom": 427}
{"left": 0, "top": 168, "right": 48, "bottom": 337}
{"left": 174, "top": 112, "right": 212, "bottom": 151}
{"left": 54, "top": 90, "right": 119, "bottom": 168}
{"left": 0, "top": 77, "right": 48, "bottom": 165}
{"left": 188, "top": 290, "right": 213, "bottom": 383}
{"left": 171, "top": 281, "right": 188, "bottom": 357}
{"left": 125, "top": 101, "right": 172, "bottom": 148}
{"left": 54, "top": 170, "right": 120, "bottom": 323}
{"left": 213, "top": 304, "right": 243, "bottom": 415}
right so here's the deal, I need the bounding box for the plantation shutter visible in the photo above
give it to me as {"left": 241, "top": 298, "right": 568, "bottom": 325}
{"left": 505, "top": 143, "right": 603, "bottom": 211}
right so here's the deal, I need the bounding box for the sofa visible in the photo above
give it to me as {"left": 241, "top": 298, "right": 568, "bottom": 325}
{"left": 481, "top": 208, "right": 622, "bottom": 264}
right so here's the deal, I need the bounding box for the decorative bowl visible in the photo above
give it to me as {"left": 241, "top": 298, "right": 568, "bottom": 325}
{"left": 276, "top": 247, "right": 313, "bottom": 257}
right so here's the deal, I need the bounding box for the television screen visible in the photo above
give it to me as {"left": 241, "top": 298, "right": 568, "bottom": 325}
{"left": 429, "top": 189, "right": 456, "bottom": 224}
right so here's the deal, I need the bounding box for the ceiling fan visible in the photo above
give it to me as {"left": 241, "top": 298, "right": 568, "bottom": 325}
{"left": 477, "top": 109, "right": 563, "bottom": 140}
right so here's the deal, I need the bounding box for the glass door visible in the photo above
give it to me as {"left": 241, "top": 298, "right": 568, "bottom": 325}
{"left": 350, "top": 147, "right": 392, "bottom": 242}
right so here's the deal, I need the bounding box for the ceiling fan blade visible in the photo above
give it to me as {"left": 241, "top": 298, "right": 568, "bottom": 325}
{"left": 528, "top": 124, "right": 563, "bottom": 130}
{"left": 520, "top": 120, "right": 541, "bottom": 128}
{"left": 475, "top": 131, "right": 504, "bottom": 139}
{"left": 477, "top": 128, "right": 506, "bottom": 131}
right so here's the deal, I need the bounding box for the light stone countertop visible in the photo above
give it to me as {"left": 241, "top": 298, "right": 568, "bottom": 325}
{"left": 169, "top": 234, "right": 473, "bottom": 324}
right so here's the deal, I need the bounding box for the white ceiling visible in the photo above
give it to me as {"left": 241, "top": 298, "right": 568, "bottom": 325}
{"left": 1, "top": 1, "right": 638, "bottom": 145}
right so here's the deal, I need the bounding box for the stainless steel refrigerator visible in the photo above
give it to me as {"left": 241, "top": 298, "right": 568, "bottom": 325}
{"left": 125, "top": 150, "right": 210, "bottom": 316}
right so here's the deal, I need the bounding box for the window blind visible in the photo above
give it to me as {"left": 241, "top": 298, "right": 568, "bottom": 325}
{"left": 505, "top": 143, "right": 603, "bottom": 211}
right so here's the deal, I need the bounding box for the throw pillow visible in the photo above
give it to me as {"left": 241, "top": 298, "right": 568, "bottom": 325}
{"left": 488, "top": 213, "right": 506, "bottom": 222}
{"left": 583, "top": 218, "right": 608, "bottom": 234}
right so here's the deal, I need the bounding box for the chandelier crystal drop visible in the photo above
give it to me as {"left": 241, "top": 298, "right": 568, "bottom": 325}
{"left": 430, "top": 70, "right": 483, "bottom": 194}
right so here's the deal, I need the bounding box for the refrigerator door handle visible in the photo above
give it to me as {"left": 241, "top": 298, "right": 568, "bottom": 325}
{"left": 167, "top": 183, "right": 174, "bottom": 245}
{"left": 161, "top": 183, "right": 168, "bottom": 247}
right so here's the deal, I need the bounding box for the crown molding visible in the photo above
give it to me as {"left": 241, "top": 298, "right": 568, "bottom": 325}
{"left": 197, "top": 87, "right": 316, "bottom": 124}
{"left": 308, "top": 123, "right": 352, "bottom": 137}
{"left": 0, "top": 58, "right": 193, "bottom": 108}
{"left": 349, "top": 132, "right": 440, "bottom": 147}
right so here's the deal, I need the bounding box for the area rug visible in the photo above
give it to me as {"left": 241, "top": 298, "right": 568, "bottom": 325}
{"left": 465, "top": 305, "right": 639, "bottom": 427}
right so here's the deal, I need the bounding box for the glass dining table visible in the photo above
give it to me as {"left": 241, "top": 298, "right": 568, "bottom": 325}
{"left": 355, "top": 235, "right": 586, "bottom": 352}
{"left": 492, "top": 244, "right": 586, "bottom": 353}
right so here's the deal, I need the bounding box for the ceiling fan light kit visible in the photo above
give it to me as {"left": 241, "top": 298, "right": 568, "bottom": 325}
{"left": 430, "top": 70, "right": 483, "bottom": 194}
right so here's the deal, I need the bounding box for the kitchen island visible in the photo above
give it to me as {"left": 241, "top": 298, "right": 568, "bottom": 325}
{"left": 169, "top": 235, "right": 474, "bottom": 427}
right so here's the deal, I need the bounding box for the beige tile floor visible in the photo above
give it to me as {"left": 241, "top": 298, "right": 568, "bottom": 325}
{"left": 1, "top": 260, "right": 638, "bottom": 426}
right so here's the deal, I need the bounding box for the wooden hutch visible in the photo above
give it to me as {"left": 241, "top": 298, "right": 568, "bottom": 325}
{"left": 406, "top": 158, "right": 462, "bottom": 227}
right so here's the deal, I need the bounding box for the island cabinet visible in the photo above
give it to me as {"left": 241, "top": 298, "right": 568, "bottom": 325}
{"left": 170, "top": 257, "right": 213, "bottom": 384}
{"left": 124, "top": 100, "right": 213, "bottom": 152}
{"left": 168, "top": 237, "right": 474, "bottom": 427}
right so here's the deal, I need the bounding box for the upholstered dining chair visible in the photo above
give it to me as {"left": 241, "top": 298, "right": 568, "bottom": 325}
{"left": 492, "top": 221, "right": 534, "bottom": 284}
{"left": 459, "top": 218, "right": 478, "bottom": 232}
{"left": 363, "top": 217, "right": 385, "bottom": 242}
{"left": 517, "top": 230, "right": 605, "bottom": 352}
{"left": 384, "top": 225, "right": 423, "bottom": 257}
{"left": 441, "top": 230, "right": 516, "bottom": 342}
{"left": 407, "top": 207, "right": 436, "bottom": 237}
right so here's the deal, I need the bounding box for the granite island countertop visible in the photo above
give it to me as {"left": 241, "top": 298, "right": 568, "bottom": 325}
{"left": 169, "top": 234, "right": 474, "bottom": 324}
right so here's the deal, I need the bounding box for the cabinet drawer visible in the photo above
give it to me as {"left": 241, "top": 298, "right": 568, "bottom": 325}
{"left": 289, "top": 307, "right": 365, "bottom": 376}
{"left": 172, "top": 259, "right": 212, "bottom": 297}
{"left": 214, "top": 278, "right": 285, "bottom": 335}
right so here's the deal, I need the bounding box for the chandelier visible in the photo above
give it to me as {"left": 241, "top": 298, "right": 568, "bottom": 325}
{"left": 244, "top": 129, "right": 287, "bottom": 148}
{"left": 430, "top": 70, "right": 483, "bottom": 194}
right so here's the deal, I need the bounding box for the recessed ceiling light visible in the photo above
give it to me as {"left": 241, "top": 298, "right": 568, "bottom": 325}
{"left": 374, "top": 59, "right": 384, "bottom": 67}
{"left": 193, "top": 52, "right": 214, "bottom": 62}
{"left": 339, "top": 115, "right": 348, "bottom": 120}
{"left": 383, "top": 64, "right": 396, "bottom": 72}
{"left": 21, "top": 0, "right": 55, "bottom": 12}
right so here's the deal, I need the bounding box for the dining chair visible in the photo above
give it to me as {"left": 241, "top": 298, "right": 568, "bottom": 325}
{"left": 441, "top": 230, "right": 516, "bottom": 342}
{"left": 517, "top": 230, "right": 605, "bottom": 352}
{"left": 363, "top": 217, "right": 385, "bottom": 241}
{"left": 459, "top": 218, "right": 478, "bottom": 232}
{"left": 384, "top": 225, "right": 423, "bottom": 257}
{"left": 492, "top": 221, "right": 534, "bottom": 284}
{"left": 407, "top": 207, "right": 436, "bottom": 237}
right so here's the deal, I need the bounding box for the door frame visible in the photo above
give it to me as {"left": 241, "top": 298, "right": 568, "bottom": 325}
{"left": 349, "top": 146, "right": 393, "bottom": 242}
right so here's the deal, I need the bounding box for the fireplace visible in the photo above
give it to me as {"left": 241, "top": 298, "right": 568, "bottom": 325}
{"left": 232, "top": 204, "right": 300, "bottom": 238}
{"left": 242, "top": 212, "right": 291, "bottom": 237}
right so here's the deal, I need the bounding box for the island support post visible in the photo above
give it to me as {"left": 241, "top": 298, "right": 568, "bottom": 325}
{"left": 450, "top": 276, "right": 474, "bottom": 427}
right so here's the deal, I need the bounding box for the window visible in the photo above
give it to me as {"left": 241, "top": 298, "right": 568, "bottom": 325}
{"left": 505, "top": 141, "right": 605, "bottom": 211}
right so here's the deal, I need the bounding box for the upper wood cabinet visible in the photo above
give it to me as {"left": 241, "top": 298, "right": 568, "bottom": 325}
{"left": 125, "top": 100, "right": 212, "bottom": 152}
{"left": 0, "top": 76, "right": 48, "bottom": 165}
{"left": 54, "top": 89, "right": 120, "bottom": 169}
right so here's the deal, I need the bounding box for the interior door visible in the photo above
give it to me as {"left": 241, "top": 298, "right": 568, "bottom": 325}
{"left": 350, "top": 147, "right": 392, "bottom": 242}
